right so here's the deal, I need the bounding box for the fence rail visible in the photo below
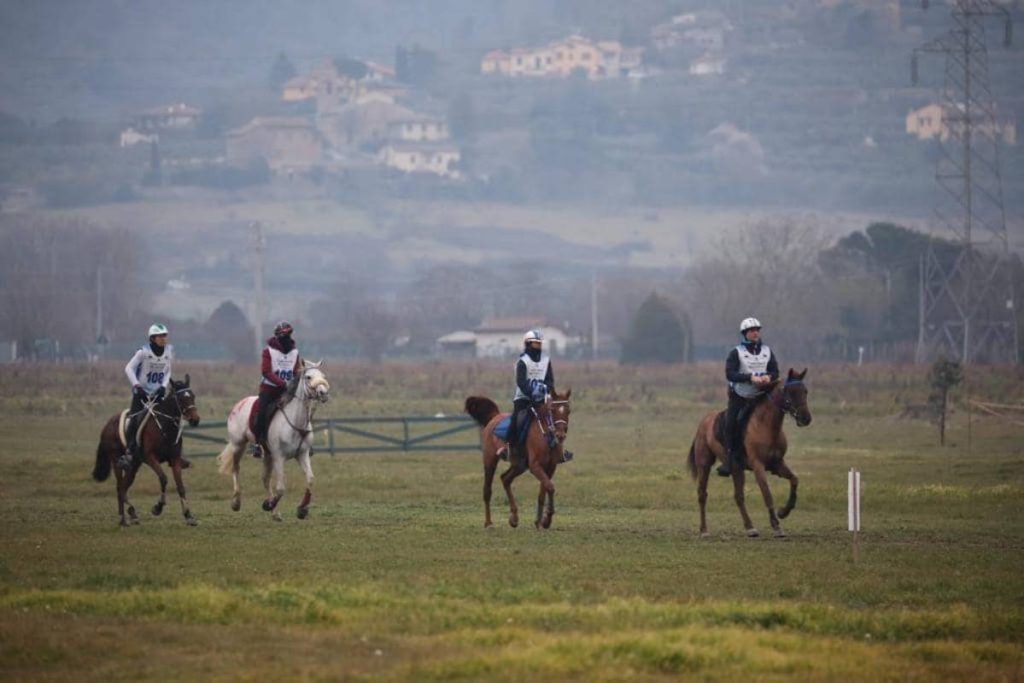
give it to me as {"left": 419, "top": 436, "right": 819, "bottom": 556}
{"left": 182, "top": 416, "right": 480, "bottom": 457}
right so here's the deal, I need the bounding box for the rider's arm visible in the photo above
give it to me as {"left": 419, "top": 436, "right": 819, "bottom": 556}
{"left": 292, "top": 354, "right": 303, "bottom": 376}
{"left": 766, "top": 351, "right": 780, "bottom": 382}
{"left": 725, "top": 348, "right": 750, "bottom": 384}
{"left": 261, "top": 347, "right": 287, "bottom": 388}
{"left": 515, "top": 359, "right": 532, "bottom": 397}
{"left": 161, "top": 347, "right": 173, "bottom": 389}
{"left": 124, "top": 349, "right": 144, "bottom": 388}
{"left": 544, "top": 361, "right": 554, "bottom": 392}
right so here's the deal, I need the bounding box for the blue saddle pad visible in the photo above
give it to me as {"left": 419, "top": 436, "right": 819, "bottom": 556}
{"left": 494, "top": 415, "right": 512, "bottom": 441}
{"left": 493, "top": 413, "right": 531, "bottom": 444}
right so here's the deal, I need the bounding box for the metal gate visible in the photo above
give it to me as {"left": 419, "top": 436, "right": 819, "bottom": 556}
{"left": 182, "top": 415, "right": 479, "bottom": 457}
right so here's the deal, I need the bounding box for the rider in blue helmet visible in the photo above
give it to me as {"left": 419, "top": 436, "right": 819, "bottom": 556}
{"left": 497, "top": 329, "right": 572, "bottom": 465}
{"left": 718, "top": 316, "right": 778, "bottom": 476}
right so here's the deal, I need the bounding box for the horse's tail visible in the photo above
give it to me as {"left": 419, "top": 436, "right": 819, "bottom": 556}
{"left": 92, "top": 441, "right": 111, "bottom": 482}
{"left": 686, "top": 438, "right": 698, "bottom": 480}
{"left": 464, "top": 396, "right": 500, "bottom": 427}
{"left": 217, "top": 441, "right": 238, "bottom": 476}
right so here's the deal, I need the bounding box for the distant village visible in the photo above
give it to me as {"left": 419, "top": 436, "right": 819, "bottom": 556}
{"left": 108, "top": 2, "right": 1018, "bottom": 190}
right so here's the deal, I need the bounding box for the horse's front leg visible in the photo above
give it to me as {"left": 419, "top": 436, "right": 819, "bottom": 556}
{"left": 114, "top": 457, "right": 130, "bottom": 527}
{"left": 500, "top": 461, "right": 525, "bottom": 528}
{"left": 539, "top": 463, "right": 556, "bottom": 529}
{"left": 750, "top": 461, "right": 783, "bottom": 537}
{"left": 124, "top": 461, "right": 141, "bottom": 525}
{"left": 731, "top": 467, "right": 758, "bottom": 537}
{"left": 296, "top": 450, "right": 313, "bottom": 520}
{"left": 773, "top": 459, "right": 798, "bottom": 520}
{"left": 170, "top": 458, "right": 197, "bottom": 526}
{"left": 261, "top": 452, "right": 285, "bottom": 522}
{"left": 697, "top": 448, "right": 712, "bottom": 538}
{"left": 142, "top": 449, "right": 168, "bottom": 517}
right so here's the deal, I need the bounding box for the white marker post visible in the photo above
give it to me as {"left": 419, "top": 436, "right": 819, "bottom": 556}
{"left": 848, "top": 468, "right": 861, "bottom": 563}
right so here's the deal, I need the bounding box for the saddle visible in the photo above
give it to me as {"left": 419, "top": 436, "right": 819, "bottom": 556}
{"left": 712, "top": 397, "right": 763, "bottom": 455}
{"left": 117, "top": 409, "right": 153, "bottom": 449}
{"left": 247, "top": 399, "right": 281, "bottom": 436}
{"left": 493, "top": 411, "right": 532, "bottom": 445}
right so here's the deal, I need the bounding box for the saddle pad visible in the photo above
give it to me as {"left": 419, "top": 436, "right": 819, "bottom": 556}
{"left": 118, "top": 409, "right": 152, "bottom": 449}
{"left": 493, "top": 412, "right": 532, "bottom": 445}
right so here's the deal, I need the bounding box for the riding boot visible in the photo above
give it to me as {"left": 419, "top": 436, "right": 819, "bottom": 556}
{"left": 180, "top": 456, "right": 192, "bottom": 469}
{"left": 496, "top": 443, "right": 510, "bottom": 460}
{"left": 119, "top": 418, "right": 138, "bottom": 469}
{"left": 716, "top": 450, "right": 733, "bottom": 477}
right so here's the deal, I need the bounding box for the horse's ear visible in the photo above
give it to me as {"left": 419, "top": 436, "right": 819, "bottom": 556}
{"left": 565, "top": 387, "right": 572, "bottom": 399}
{"left": 787, "top": 367, "right": 796, "bottom": 379}
{"left": 184, "top": 373, "right": 190, "bottom": 386}
{"left": 798, "top": 367, "right": 808, "bottom": 380}
{"left": 316, "top": 358, "right": 324, "bottom": 369}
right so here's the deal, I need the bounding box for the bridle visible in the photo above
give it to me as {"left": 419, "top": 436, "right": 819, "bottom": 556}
{"left": 279, "top": 367, "right": 330, "bottom": 442}
{"left": 531, "top": 396, "right": 571, "bottom": 446}
{"left": 771, "top": 379, "right": 805, "bottom": 421}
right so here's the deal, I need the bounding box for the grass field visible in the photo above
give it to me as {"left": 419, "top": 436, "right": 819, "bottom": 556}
{"left": 1, "top": 362, "right": 1022, "bottom": 681}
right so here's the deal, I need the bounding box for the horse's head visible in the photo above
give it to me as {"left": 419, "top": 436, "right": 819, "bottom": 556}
{"left": 172, "top": 374, "right": 200, "bottom": 427}
{"left": 301, "top": 359, "right": 331, "bottom": 403}
{"left": 779, "top": 368, "right": 811, "bottom": 427}
{"left": 548, "top": 387, "right": 572, "bottom": 445}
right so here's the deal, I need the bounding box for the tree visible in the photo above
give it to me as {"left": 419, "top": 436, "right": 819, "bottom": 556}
{"left": 621, "top": 292, "right": 693, "bottom": 364}
{"left": 268, "top": 52, "right": 297, "bottom": 90}
{"left": 928, "top": 357, "right": 962, "bottom": 446}
{"left": 205, "top": 300, "right": 253, "bottom": 362}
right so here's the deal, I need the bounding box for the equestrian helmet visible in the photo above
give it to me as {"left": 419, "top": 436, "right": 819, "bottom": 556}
{"left": 274, "top": 321, "right": 294, "bottom": 338}
{"left": 148, "top": 323, "right": 169, "bottom": 337}
{"left": 523, "top": 329, "right": 544, "bottom": 344}
{"left": 739, "top": 317, "right": 761, "bottom": 333}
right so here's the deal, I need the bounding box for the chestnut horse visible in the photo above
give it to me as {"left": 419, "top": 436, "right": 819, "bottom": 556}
{"left": 92, "top": 375, "right": 201, "bottom": 527}
{"left": 465, "top": 389, "right": 572, "bottom": 529}
{"left": 687, "top": 368, "right": 811, "bottom": 538}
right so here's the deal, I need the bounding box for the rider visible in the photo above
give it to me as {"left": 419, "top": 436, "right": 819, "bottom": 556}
{"left": 718, "top": 316, "right": 779, "bottom": 477}
{"left": 252, "top": 321, "right": 302, "bottom": 458}
{"left": 496, "top": 329, "right": 572, "bottom": 463}
{"left": 119, "top": 323, "right": 184, "bottom": 469}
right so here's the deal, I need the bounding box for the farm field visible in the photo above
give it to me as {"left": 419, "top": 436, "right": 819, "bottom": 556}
{"left": 1, "top": 362, "right": 1022, "bottom": 682}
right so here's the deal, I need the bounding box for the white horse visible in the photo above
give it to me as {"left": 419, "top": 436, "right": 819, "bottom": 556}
{"left": 217, "top": 360, "right": 330, "bottom": 521}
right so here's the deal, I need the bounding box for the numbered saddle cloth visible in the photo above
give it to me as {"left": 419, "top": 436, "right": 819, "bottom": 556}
{"left": 493, "top": 411, "right": 532, "bottom": 445}
{"left": 118, "top": 409, "right": 152, "bottom": 449}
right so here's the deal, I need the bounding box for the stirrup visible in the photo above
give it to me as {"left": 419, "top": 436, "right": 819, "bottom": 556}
{"left": 251, "top": 442, "right": 263, "bottom": 459}
{"left": 117, "top": 451, "right": 133, "bottom": 469}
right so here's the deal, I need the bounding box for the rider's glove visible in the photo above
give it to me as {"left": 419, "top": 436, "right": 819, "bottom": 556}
{"left": 153, "top": 386, "right": 166, "bottom": 401}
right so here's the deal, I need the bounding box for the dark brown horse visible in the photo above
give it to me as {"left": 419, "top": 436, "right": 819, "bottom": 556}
{"left": 687, "top": 368, "right": 811, "bottom": 538}
{"left": 465, "top": 389, "right": 572, "bottom": 529}
{"left": 92, "top": 375, "right": 201, "bottom": 527}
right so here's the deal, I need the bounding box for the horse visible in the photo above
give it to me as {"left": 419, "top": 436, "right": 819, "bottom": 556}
{"left": 465, "top": 388, "right": 572, "bottom": 530}
{"left": 92, "top": 375, "right": 201, "bottom": 527}
{"left": 687, "top": 368, "right": 811, "bottom": 539}
{"left": 217, "top": 360, "right": 330, "bottom": 521}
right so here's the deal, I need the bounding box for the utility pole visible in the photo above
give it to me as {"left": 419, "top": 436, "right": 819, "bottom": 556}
{"left": 590, "top": 271, "right": 599, "bottom": 359}
{"left": 251, "top": 221, "right": 266, "bottom": 355}
{"left": 912, "top": 0, "right": 1017, "bottom": 365}
{"left": 95, "top": 266, "right": 103, "bottom": 343}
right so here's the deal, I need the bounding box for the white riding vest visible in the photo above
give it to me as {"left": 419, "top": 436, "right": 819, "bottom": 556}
{"left": 513, "top": 353, "right": 550, "bottom": 401}
{"left": 731, "top": 343, "right": 772, "bottom": 398}
{"left": 129, "top": 346, "right": 173, "bottom": 393}
{"left": 261, "top": 347, "right": 299, "bottom": 386}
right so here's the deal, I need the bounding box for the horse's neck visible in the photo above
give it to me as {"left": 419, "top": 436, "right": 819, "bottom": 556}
{"left": 752, "top": 390, "right": 785, "bottom": 431}
{"left": 282, "top": 386, "right": 312, "bottom": 424}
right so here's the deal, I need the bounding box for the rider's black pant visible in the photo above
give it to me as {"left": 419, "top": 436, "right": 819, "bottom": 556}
{"left": 724, "top": 390, "right": 753, "bottom": 458}
{"left": 506, "top": 399, "right": 532, "bottom": 445}
{"left": 254, "top": 387, "right": 284, "bottom": 443}
{"left": 125, "top": 391, "right": 147, "bottom": 450}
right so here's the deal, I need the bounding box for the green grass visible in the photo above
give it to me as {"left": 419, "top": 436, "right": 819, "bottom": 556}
{"left": 1, "top": 362, "right": 1022, "bottom": 681}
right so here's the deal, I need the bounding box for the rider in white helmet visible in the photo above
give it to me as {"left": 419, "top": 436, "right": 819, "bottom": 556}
{"left": 718, "top": 316, "right": 779, "bottom": 476}
{"left": 119, "top": 323, "right": 184, "bottom": 469}
{"left": 496, "top": 329, "right": 572, "bottom": 464}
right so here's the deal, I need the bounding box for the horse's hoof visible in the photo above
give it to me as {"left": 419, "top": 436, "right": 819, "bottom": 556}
{"left": 127, "top": 505, "right": 137, "bottom": 518}
{"left": 151, "top": 503, "right": 164, "bottom": 517}
{"left": 699, "top": 531, "right": 711, "bottom": 539}
{"left": 778, "top": 508, "right": 791, "bottom": 520}
{"left": 484, "top": 523, "right": 494, "bottom": 531}
{"left": 541, "top": 514, "right": 553, "bottom": 529}
{"left": 509, "top": 515, "right": 519, "bottom": 529}
{"left": 773, "top": 528, "right": 787, "bottom": 538}
{"left": 746, "top": 528, "right": 760, "bottom": 538}
{"left": 272, "top": 512, "right": 283, "bottom": 522}
{"left": 119, "top": 518, "right": 130, "bottom": 528}
{"left": 262, "top": 499, "right": 274, "bottom": 512}
{"left": 297, "top": 506, "right": 309, "bottom": 520}
{"left": 230, "top": 499, "right": 241, "bottom": 512}
{"left": 130, "top": 516, "right": 141, "bottom": 526}
{"left": 185, "top": 516, "right": 198, "bottom": 527}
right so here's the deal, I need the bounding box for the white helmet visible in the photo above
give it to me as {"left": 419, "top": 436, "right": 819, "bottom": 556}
{"left": 148, "top": 323, "right": 169, "bottom": 337}
{"left": 523, "top": 329, "right": 543, "bottom": 344}
{"left": 739, "top": 317, "right": 761, "bottom": 333}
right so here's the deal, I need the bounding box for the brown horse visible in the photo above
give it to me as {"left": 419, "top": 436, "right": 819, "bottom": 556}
{"left": 465, "top": 389, "right": 572, "bottom": 529}
{"left": 687, "top": 368, "right": 811, "bottom": 538}
{"left": 92, "top": 375, "right": 201, "bottom": 527}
